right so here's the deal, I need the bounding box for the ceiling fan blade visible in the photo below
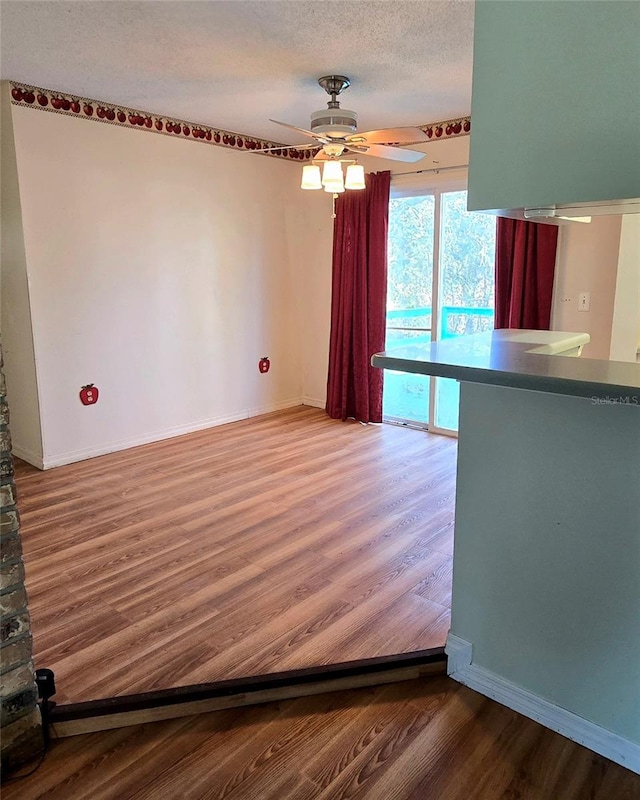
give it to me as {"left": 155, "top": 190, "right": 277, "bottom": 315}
{"left": 260, "top": 142, "right": 321, "bottom": 152}
{"left": 269, "top": 119, "right": 322, "bottom": 140}
{"left": 347, "top": 127, "right": 429, "bottom": 145}
{"left": 346, "top": 144, "right": 426, "bottom": 163}
{"left": 352, "top": 140, "right": 432, "bottom": 148}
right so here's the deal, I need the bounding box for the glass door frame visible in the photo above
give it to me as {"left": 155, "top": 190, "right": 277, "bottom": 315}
{"left": 428, "top": 179, "right": 468, "bottom": 438}
{"left": 384, "top": 178, "right": 468, "bottom": 437}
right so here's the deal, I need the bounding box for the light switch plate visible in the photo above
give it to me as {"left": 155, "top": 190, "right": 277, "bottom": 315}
{"left": 578, "top": 292, "right": 590, "bottom": 312}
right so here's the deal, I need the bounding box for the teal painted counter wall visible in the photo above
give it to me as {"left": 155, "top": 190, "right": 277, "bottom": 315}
{"left": 468, "top": 1, "right": 640, "bottom": 211}
{"left": 451, "top": 382, "right": 640, "bottom": 744}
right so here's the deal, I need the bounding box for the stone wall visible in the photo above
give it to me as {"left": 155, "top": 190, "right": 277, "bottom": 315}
{"left": 0, "top": 349, "right": 43, "bottom": 772}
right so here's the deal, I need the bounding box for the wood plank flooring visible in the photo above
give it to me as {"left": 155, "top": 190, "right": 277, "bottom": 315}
{"left": 4, "top": 677, "right": 638, "bottom": 799}
{"left": 15, "top": 407, "right": 457, "bottom": 704}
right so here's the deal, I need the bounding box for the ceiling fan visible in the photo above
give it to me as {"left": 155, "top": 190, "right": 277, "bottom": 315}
{"left": 266, "top": 76, "right": 428, "bottom": 164}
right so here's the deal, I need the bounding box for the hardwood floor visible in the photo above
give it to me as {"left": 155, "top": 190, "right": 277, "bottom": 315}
{"left": 15, "top": 407, "right": 457, "bottom": 703}
{"left": 4, "top": 677, "right": 638, "bottom": 799}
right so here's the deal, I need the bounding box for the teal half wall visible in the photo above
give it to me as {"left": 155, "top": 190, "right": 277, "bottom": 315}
{"left": 451, "top": 382, "right": 640, "bottom": 746}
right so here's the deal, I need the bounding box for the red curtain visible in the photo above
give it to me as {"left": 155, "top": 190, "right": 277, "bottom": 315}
{"left": 495, "top": 217, "right": 559, "bottom": 330}
{"left": 326, "top": 171, "right": 391, "bottom": 423}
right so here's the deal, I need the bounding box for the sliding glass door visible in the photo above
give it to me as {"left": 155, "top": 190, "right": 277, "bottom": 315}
{"left": 383, "top": 195, "right": 434, "bottom": 426}
{"left": 384, "top": 185, "right": 496, "bottom": 433}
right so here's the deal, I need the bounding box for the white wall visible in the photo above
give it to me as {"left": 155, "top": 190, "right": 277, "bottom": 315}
{"left": 610, "top": 215, "right": 640, "bottom": 362}
{"left": 4, "top": 110, "right": 472, "bottom": 462}
{"left": 285, "top": 189, "right": 334, "bottom": 408}
{"left": 0, "top": 85, "right": 43, "bottom": 463}
{"left": 551, "top": 216, "right": 623, "bottom": 360}
{"left": 8, "top": 101, "right": 332, "bottom": 467}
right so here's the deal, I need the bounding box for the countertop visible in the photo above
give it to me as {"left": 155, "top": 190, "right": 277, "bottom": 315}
{"left": 371, "top": 330, "right": 640, "bottom": 401}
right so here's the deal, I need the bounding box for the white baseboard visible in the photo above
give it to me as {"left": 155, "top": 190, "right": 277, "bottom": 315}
{"left": 40, "top": 398, "right": 304, "bottom": 469}
{"left": 445, "top": 634, "right": 640, "bottom": 775}
{"left": 10, "top": 444, "right": 44, "bottom": 470}
{"left": 445, "top": 634, "right": 473, "bottom": 674}
{"left": 301, "top": 396, "right": 326, "bottom": 409}
{"left": 247, "top": 397, "right": 304, "bottom": 418}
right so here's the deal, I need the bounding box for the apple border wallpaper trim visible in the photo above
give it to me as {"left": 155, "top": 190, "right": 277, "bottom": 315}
{"left": 8, "top": 81, "right": 471, "bottom": 161}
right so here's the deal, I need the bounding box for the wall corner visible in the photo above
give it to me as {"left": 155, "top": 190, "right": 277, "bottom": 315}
{"left": 1, "top": 81, "right": 45, "bottom": 465}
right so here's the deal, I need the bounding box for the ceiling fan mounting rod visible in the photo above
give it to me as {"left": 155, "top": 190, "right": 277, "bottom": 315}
{"left": 318, "top": 75, "right": 351, "bottom": 109}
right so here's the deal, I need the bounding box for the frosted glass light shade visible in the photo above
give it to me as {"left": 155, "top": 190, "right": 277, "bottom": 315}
{"left": 345, "top": 164, "right": 366, "bottom": 190}
{"left": 324, "top": 183, "right": 345, "bottom": 193}
{"left": 301, "top": 165, "right": 322, "bottom": 190}
{"left": 322, "top": 160, "right": 344, "bottom": 188}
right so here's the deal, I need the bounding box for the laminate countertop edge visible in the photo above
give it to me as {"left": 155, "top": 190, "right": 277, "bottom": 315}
{"left": 371, "top": 330, "right": 640, "bottom": 403}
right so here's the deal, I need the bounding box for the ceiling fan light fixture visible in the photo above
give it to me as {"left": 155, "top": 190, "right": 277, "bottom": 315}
{"left": 321, "top": 160, "right": 344, "bottom": 189}
{"left": 345, "top": 164, "right": 366, "bottom": 190}
{"left": 300, "top": 164, "right": 322, "bottom": 190}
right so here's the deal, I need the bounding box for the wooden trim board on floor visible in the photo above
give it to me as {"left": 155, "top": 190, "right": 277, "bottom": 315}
{"left": 6, "top": 675, "right": 639, "bottom": 799}
{"left": 50, "top": 649, "right": 447, "bottom": 737}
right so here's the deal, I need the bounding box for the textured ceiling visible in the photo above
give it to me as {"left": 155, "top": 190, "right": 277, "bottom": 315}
{"left": 0, "top": 1, "right": 475, "bottom": 143}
